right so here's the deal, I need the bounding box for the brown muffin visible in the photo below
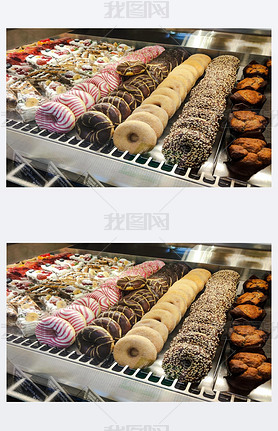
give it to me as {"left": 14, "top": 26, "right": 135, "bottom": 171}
{"left": 243, "top": 62, "right": 269, "bottom": 79}
{"left": 229, "top": 325, "right": 269, "bottom": 350}
{"left": 228, "top": 351, "right": 271, "bottom": 391}
{"left": 235, "top": 291, "right": 267, "bottom": 306}
{"left": 243, "top": 278, "right": 269, "bottom": 294}
{"left": 234, "top": 77, "right": 267, "bottom": 92}
{"left": 230, "top": 89, "right": 265, "bottom": 108}
{"left": 229, "top": 111, "right": 269, "bottom": 135}
{"left": 230, "top": 304, "right": 266, "bottom": 321}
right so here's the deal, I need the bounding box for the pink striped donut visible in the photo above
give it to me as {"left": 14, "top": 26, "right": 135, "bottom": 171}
{"left": 85, "top": 289, "right": 110, "bottom": 311}
{"left": 35, "top": 316, "right": 75, "bottom": 348}
{"left": 73, "top": 296, "right": 100, "bottom": 317}
{"left": 53, "top": 308, "right": 86, "bottom": 333}
{"left": 52, "top": 93, "right": 86, "bottom": 119}
{"left": 100, "top": 71, "right": 121, "bottom": 90}
{"left": 99, "top": 277, "right": 118, "bottom": 290}
{"left": 99, "top": 286, "right": 122, "bottom": 305}
{"left": 67, "top": 89, "right": 95, "bottom": 110}
{"left": 67, "top": 304, "right": 95, "bottom": 324}
{"left": 73, "top": 83, "right": 100, "bottom": 103}
{"left": 84, "top": 75, "right": 110, "bottom": 97}
{"left": 35, "top": 101, "right": 75, "bottom": 133}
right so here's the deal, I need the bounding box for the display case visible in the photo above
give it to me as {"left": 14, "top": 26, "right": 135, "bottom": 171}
{"left": 6, "top": 29, "right": 271, "bottom": 187}
{"left": 7, "top": 243, "right": 272, "bottom": 402}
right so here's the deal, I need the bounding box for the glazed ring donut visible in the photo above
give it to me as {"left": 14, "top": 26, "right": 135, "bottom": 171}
{"left": 67, "top": 304, "right": 95, "bottom": 325}
{"left": 152, "top": 87, "right": 181, "bottom": 110}
{"left": 113, "top": 334, "right": 157, "bottom": 368}
{"left": 142, "top": 309, "right": 176, "bottom": 332}
{"left": 99, "top": 310, "right": 131, "bottom": 335}
{"left": 183, "top": 273, "right": 204, "bottom": 292}
{"left": 133, "top": 104, "right": 168, "bottom": 128}
{"left": 157, "top": 77, "right": 187, "bottom": 101}
{"left": 118, "top": 84, "right": 144, "bottom": 104}
{"left": 109, "top": 305, "right": 137, "bottom": 326}
{"left": 118, "top": 298, "right": 145, "bottom": 319}
{"left": 116, "top": 60, "right": 146, "bottom": 76}
{"left": 73, "top": 82, "right": 100, "bottom": 103}
{"left": 124, "top": 80, "right": 150, "bottom": 98}
{"left": 113, "top": 120, "right": 157, "bottom": 154}
{"left": 90, "top": 102, "right": 121, "bottom": 126}
{"left": 126, "top": 111, "right": 163, "bottom": 138}
{"left": 84, "top": 76, "right": 110, "bottom": 98}
{"left": 128, "top": 326, "right": 164, "bottom": 353}
{"left": 76, "top": 325, "right": 114, "bottom": 361}
{"left": 133, "top": 318, "right": 168, "bottom": 343}
{"left": 98, "top": 96, "right": 131, "bottom": 121}
{"left": 142, "top": 94, "right": 176, "bottom": 118}
{"left": 35, "top": 101, "right": 75, "bottom": 134}
{"left": 109, "top": 90, "right": 137, "bottom": 111}
{"left": 73, "top": 296, "right": 101, "bottom": 318}
{"left": 124, "top": 294, "right": 150, "bottom": 313}
{"left": 183, "top": 58, "right": 205, "bottom": 77}
{"left": 67, "top": 89, "right": 95, "bottom": 110}
{"left": 157, "top": 292, "right": 187, "bottom": 316}
{"left": 189, "top": 268, "right": 211, "bottom": 283}
{"left": 127, "top": 290, "right": 157, "bottom": 310}
{"left": 152, "top": 301, "right": 181, "bottom": 325}
{"left": 127, "top": 75, "right": 157, "bottom": 93}
{"left": 90, "top": 316, "right": 122, "bottom": 341}
{"left": 53, "top": 308, "right": 86, "bottom": 333}
{"left": 189, "top": 53, "right": 211, "bottom": 67}
{"left": 76, "top": 111, "right": 114, "bottom": 145}
{"left": 35, "top": 316, "right": 75, "bottom": 348}
{"left": 52, "top": 93, "right": 86, "bottom": 120}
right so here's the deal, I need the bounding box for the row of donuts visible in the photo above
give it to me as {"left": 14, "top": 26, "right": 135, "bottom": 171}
{"left": 75, "top": 47, "right": 190, "bottom": 146}
{"left": 162, "top": 55, "right": 240, "bottom": 168}
{"left": 113, "top": 268, "right": 211, "bottom": 369}
{"left": 162, "top": 270, "right": 240, "bottom": 382}
{"left": 76, "top": 262, "right": 191, "bottom": 361}
{"left": 34, "top": 260, "right": 165, "bottom": 349}
{"left": 34, "top": 45, "right": 164, "bottom": 135}
{"left": 227, "top": 273, "right": 271, "bottom": 392}
{"left": 113, "top": 53, "right": 211, "bottom": 154}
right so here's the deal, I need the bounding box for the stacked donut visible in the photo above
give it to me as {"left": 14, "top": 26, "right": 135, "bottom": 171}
{"left": 162, "top": 270, "right": 240, "bottom": 383}
{"left": 113, "top": 268, "right": 210, "bottom": 369}
{"left": 113, "top": 53, "right": 210, "bottom": 154}
{"left": 162, "top": 55, "right": 240, "bottom": 168}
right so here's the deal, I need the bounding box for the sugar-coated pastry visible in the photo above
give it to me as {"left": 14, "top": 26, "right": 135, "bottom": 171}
{"left": 133, "top": 318, "right": 168, "bottom": 343}
{"left": 142, "top": 94, "right": 176, "bottom": 118}
{"left": 35, "top": 101, "right": 76, "bottom": 133}
{"left": 133, "top": 103, "right": 168, "bottom": 128}
{"left": 152, "top": 301, "right": 181, "bottom": 325}
{"left": 35, "top": 316, "right": 76, "bottom": 348}
{"left": 126, "top": 112, "right": 163, "bottom": 138}
{"left": 142, "top": 308, "right": 176, "bottom": 332}
{"left": 157, "top": 292, "right": 187, "bottom": 316}
{"left": 53, "top": 308, "right": 86, "bottom": 333}
{"left": 127, "top": 326, "right": 164, "bottom": 353}
{"left": 76, "top": 325, "right": 114, "bottom": 360}
{"left": 113, "top": 334, "right": 157, "bottom": 369}
{"left": 113, "top": 120, "right": 157, "bottom": 154}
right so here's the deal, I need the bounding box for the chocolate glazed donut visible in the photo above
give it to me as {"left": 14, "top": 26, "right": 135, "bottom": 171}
{"left": 109, "top": 90, "right": 137, "bottom": 111}
{"left": 117, "top": 298, "right": 145, "bottom": 319}
{"left": 76, "top": 325, "right": 114, "bottom": 360}
{"left": 147, "top": 262, "right": 191, "bottom": 297}
{"left": 76, "top": 111, "right": 114, "bottom": 144}
{"left": 99, "top": 310, "right": 131, "bottom": 335}
{"left": 116, "top": 60, "right": 146, "bottom": 76}
{"left": 117, "top": 84, "right": 144, "bottom": 105}
{"left": 124, "top": 75, "right": 157, "bottom": 94}
{"left": 90, "top": 102, "right": 122, "bottom": 126}
{"left": 91, "top": 316, "right": 122, "bottom": 341}
{"left": 109, "top": 304, "right": 137, "bottom": 326}
{"left": 98, "top": 96, "right": 131, "bottom": 121}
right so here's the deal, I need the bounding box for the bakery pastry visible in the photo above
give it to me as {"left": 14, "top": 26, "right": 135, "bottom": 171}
{"left": 230, "top": 304, "right": 266, "bottom": 321}
{"left": 228, "top": 351, "right": 271, "bottom": 391}
{"left": 229, "top": 110, "right": 269, "bottom": 136}
{"left": 227, "top": 137, "right": 271, "bottom": 177}
{"left": 243, "top": 61, "right": 269, "bottom": 79}
{"left": 243, "top": 277, "right": 270, "bottom": 294}
{"left": 229, "top": 325, "right": 269, "bottom": 350}
{"left": 234, "top": 77, "right": 267, "bottom": 92}
{"left": 230, "top": 89, "right": 266, "bottom": 109}
{"left": 235, "top": 291, "right": 268, "bottom": 307}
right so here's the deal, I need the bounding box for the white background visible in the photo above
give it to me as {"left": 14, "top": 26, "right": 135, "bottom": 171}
{"left": 1, "top": 0, "right": 277, "bottom": 429}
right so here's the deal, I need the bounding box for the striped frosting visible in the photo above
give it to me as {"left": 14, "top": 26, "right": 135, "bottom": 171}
{"left": 35, "top": 316, "right": 75, "bottom": 348}
{"left": 35, "top": 101, "right": 75, "bottom": 133}
{"left": 67, "top": 89, "right": 95, "bottom": 110}
{"left": 73, "top": 82, "right": 100, "bottom": 103}
{"left": 73, "top": 296, "right": 101, "bottom": 317}
{"left": 68, "top": 304, "right": 95, "bottom": 324}
{"left": 84, "top": 75, "right": 110, "bottom": 97}
{"left": 52, "top": 93, "right": 86, "bottom": 119}
{"left": 85, "top": 289, "right": 110, "bottom": 311}
{"left": 53, "top": 308, "right": 86, "bottom": 333}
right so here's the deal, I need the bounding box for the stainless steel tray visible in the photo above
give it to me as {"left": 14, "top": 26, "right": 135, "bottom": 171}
{"left": 6, "top": 248, "right": 272, "bottom": 402}
{"left": 6, "top": 33, "right": 271, "bottom": 187}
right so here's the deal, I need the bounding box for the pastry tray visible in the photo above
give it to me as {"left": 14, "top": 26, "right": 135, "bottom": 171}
{"left": 6, "top": 248, "right": 272, "bottom": 402}
{"left": 6, "top": 33, "right": 271, "bottom": 188}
